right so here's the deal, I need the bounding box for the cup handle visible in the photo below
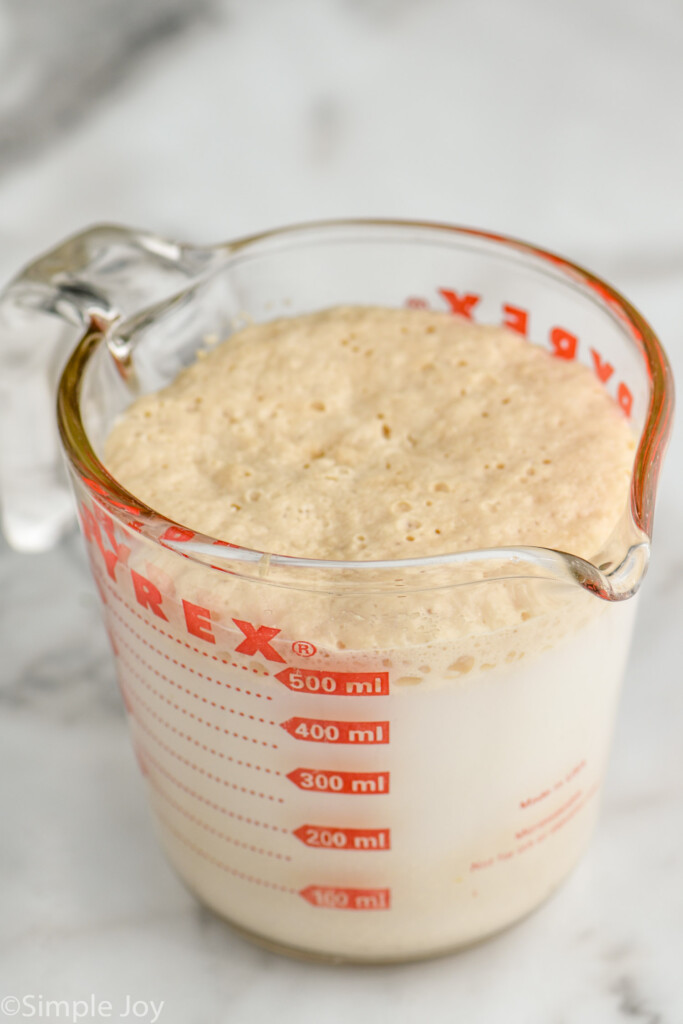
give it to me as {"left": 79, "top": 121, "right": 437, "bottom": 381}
{"left": 0, "top": 224, "right": 218, "bottom": 551}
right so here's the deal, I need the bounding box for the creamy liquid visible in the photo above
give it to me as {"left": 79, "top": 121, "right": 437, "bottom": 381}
{"left": 98, "top": 307, "right": 637, "bottom": 960}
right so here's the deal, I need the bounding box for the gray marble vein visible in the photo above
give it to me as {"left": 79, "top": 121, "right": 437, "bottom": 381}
{"left": 0, "top": 0, "right": 218, "bottom": 171}
{"left": 610, "top": 976, "right": 662, "bottom": 1024}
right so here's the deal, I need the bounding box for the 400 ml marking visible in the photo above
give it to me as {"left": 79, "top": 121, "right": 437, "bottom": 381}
{"left": 300, "top": 886, "right": 391, "bottom": 910}
{"left": 294, "top": 825, "right": 391, "bottom": 850}
{"left": 287, "top": 768, "right": 390, "bottom": 794}
{"left": 280, "top": 717, "right": 389, "bottom": 744}
{"left": 275, "top": 668, "right": 389, "bottom": 696}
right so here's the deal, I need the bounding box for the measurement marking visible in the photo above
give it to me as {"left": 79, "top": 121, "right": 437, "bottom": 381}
{"left": 108, "top": 603, "right": 276, "bottom": 713}
{"left": 117, "top": 651, "right": 278, "bottom": 749}
{"left": 143, "top": 749, "right": 289, "bottom": 833}
{"left": 520, "top": 759, "right": 586, "bottom": 809}
{"left": 130, "top": 707, "right": 283, "bottom": 803}
{"left": 294, "top": 825, "right": 390, "bottom": 851}
{"left": 114, "top": 630, "right": 278, "bottom": 729}
{"left": 99, "top": 570, "right": 273, "bottom": 695}
{"left": 300, "top": 885, "right": 391, "bottom": 910}
{"left": 281, "top": 717, "right": 389, "bottom": 744}
{"left": 124, "top": 684, "right": 281, "bottom": 775}
{"left": 149, "top": 778, "right": 290, "bottom": 860}
{"left": 155, "top": 808, "right": 296, "bottom": 892}
{"left": 275, "top": 668, "right": 389, "bottom": 697}
{"left": 287, "top": 768, "right": 389, "bottom": 794}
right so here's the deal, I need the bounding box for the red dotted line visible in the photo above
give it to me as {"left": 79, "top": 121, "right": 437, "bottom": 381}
{"left": 148, "top": 776, "right": 291, "bottom": 861}
{"left": 143, "top": 748, "right": 289, "bottom": 834}
{"left": 97, "top": 567, "right": 273, "bottom": 697}
{"left": 125, "top": 684, "right": 281, "bottom": 776}
{"left": 132, "top": 706, "right": 283, "bottom": 803}
{"left": 107, "top": 599, "right": 275, "bottom": 706}
{"left": 114, "top": 630, "right": 278, "bottom": 732}
{"left": 117, "top": 651, "right": 278, "bottom": 750}
{"left": 155, "top": 806, "right": 297, "bottom": 893}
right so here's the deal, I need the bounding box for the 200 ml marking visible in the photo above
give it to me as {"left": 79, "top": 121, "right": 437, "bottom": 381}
{"left": 294, "top": 825, "right": 391, "bottom": 850}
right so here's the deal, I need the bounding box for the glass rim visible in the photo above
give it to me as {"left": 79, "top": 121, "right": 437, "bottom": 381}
{"left": 57, "top": 217, "right": 674, "bottom": 596}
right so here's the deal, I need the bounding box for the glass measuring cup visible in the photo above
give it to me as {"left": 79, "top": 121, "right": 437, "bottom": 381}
{"left": 0, "top": 220, "right": 673, "bottom": 963}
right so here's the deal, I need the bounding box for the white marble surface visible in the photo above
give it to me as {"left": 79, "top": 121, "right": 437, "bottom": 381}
{"left": 1, "top": 1, "right": 682, "bottom": 1021}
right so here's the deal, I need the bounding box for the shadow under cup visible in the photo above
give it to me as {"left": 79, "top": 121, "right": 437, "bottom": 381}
{"left": 56, "top": 221, "right": 672, "bottom": 962}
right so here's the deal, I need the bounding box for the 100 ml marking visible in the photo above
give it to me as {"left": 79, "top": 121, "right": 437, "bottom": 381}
{"left": 300, "top": 885, "right": 391, "bottom": 910}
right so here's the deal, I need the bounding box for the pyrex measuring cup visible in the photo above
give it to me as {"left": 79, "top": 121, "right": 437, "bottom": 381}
{"left": 0, "top": 220, "right": 673, "bottom": 963}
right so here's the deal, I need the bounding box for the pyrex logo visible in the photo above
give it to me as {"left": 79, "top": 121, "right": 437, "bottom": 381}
{"left": 405, "top": 287, "right": 635, "bottom": 418}
{"left": 233, "top": 619, "right": 286, "bottom": 663}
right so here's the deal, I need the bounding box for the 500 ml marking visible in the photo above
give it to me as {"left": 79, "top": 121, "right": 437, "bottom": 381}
{"left": 287, "top": 768, "right": 390, "bottom": 794}
{"left": 294, "top": 825, "right": 391, "bottom": 850}
{"left": 276, "top": 668, "right": 389, "bottom": 696}
{"left": 300, "top": 885, "right": 391, "bottom": 910}
{"left": 281, "top": 717, "right": 389, "bottom": 744}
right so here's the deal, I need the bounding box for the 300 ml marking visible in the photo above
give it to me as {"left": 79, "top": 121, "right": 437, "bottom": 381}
{"left": 287, "top": 768, "right": 390, "bottom": 794}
